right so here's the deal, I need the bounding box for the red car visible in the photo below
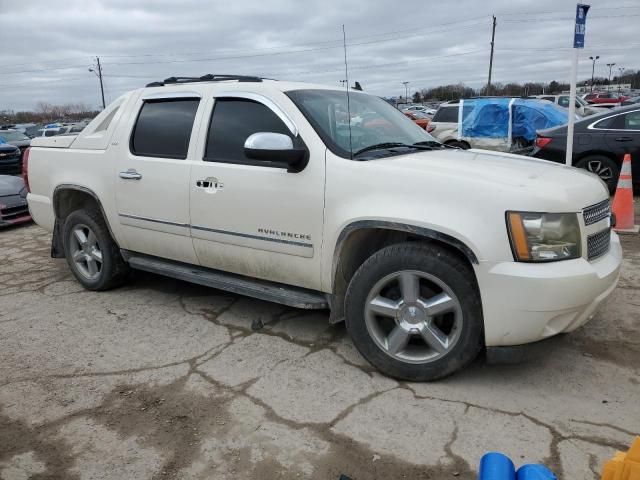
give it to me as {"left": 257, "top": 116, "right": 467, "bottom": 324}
{"left": 583, "top": 92, "right": 629, "bottom": 105}
{"left": 403, "top": 111, "right": 431, "bottom": 130}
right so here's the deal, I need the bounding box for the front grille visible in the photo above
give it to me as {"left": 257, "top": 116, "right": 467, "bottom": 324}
{"left": 0, "top": 202, "right": 29, "bottom": 220}
{"left": 587, "top": 228, "right": 611, "bottom": 260}
{"left": 583, "top": 199, "right": 610, "bottom": 226}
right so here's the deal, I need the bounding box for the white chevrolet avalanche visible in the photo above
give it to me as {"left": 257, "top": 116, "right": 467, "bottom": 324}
{"left": 24, "top": 75, "right": 622, "bottom": 381}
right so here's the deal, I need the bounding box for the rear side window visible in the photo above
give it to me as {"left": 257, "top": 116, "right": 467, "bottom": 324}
{"left": 433, "top": 106, "right": 458, "bottom": 123}
{"left": 204, "top": 98, "right": 294, "bottom": 165}
{"left": 131, "top": 99, "right": 199, "bottom": 159}
{"left": 542, "top": 96, "right": 556, "bottom": 103}
{"left": 623, "top": 111, "right": 640, "bottom": 130}
{"left": 592, "top": 115, "right": 619, "bottom": 129}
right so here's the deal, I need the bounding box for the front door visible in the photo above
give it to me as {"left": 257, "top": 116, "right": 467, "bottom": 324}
{"left": 189, "top": 93, "right": 325, "bottom": 290}
{"left": 114, "top": 91, "right": 204, "bottom": 264}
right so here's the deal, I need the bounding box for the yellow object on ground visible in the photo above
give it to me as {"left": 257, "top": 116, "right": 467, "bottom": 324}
{"left": 601, "top": 436, "right": 640, "bottom": 480}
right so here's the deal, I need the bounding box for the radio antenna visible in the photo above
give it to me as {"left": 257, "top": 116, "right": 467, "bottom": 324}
{"left": 342, "top": 24, "right": 353, "bottom": 159}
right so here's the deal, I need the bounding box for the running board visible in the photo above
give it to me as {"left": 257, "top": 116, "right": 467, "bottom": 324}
{"left": 122, "top": 251, "right": 329, "bottom": 310}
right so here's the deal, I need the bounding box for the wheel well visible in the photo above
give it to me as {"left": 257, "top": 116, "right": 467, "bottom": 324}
{"left": 445, "top": 139, "right": 470, "bottom": 149}
{"left": 329, "top": 225, "right": 477, "bottom": 323}
{"left": 54, "top": 188, "right": 99, "bottom": 221}
{"left": 574, "top": 150, "right": 621, "bottom": 167}
{"left": 51, "top": 187, "right": 110, "bottom": 258}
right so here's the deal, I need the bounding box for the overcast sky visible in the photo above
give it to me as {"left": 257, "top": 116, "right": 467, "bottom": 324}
{"left": 1, "top": 0, "right": 638, "bottom": 111}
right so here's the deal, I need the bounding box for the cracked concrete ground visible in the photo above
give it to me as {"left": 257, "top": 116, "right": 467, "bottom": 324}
{"left": 0, "top": 223, "right": 638, "bottom": 480}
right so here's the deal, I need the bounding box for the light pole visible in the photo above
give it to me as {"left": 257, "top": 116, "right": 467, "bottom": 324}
{"left": 402, "top": 81, "right": 409, "bottom": 104}
{"left": 89, "top": 57, "right": 106, "bottom": 110}
{"left": 606, "top": 63, "right": 615, "bottom": 91}
{"left": 589, "top": 55, "right": 599, "bottom": 92}
{"left": 618, "top": 67, "right": 625, "bottom": 93}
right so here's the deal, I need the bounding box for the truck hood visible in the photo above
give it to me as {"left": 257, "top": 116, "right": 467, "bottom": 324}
{"left": 370, "top": 148, "right": 608, "bottom": 211}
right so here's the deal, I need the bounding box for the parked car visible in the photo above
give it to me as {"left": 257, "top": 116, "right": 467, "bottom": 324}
{"left": 0, "top": 130, "right": 31, "bottom": 157}
{"left": 0, "top": 143, "right": 22, "bottom": 174}
{"left": 403, "top": 111, "right": 430, "bottom": 129}
{"left": 25, "top": 75, "right": 620, "bottom": 381}
{"left": 428, "top": 98, "right": 567, "bottom": 154}
{"left": 0, "top": 175, "right": 30, "bottom": 227}
{"left": 23, "top": 124, "right": 45, "bottom": 138}
{"left": 533, "top": 94, "right": 606, "bottom": 117}
{"left": 621, "top": 96, "right": 640, "bottom": 106}
{"left": 532, "top": 104, "right": 640, "bottom": 193}
{"left": 402, "top": 105, "right": 436, "bottom": 115}
{"left": 582, "top": 92, "right": 629, "bottom": 106}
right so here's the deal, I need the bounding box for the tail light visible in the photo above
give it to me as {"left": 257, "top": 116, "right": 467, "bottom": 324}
{"left": 22, "top": 147, "right": 30, "bottom": 193}
{"left": 427, "top": 124, "right": 436, "bottom": 133}
{"left": 535, "top": 136, "right": 552, "bottom": 149}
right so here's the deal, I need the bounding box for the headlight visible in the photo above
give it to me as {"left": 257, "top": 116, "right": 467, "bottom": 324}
{"left": 506, "top": 212, "right": 581, "bottom": 262}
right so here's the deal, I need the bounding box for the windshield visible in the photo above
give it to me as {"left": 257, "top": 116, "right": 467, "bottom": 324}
{"left": 286, "top": 89, "right": 437, "bottom": 158}
{"left": 0, "top": 131, "right": 29, "bottom": 141}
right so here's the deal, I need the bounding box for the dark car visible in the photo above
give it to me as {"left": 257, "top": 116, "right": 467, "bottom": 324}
{"left": 0, "top": 143, "right": 22, "bottom": 175}
{"left": 0, "top": 175, "right": 30, "bottom": 227}
{"left": 532, "top": 104, "right": 640, "bottom": 193}
{"left": 0, "top": 130, "right": 31, "bottom": 158}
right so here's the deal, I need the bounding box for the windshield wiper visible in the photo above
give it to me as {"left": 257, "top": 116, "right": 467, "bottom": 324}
{"left": 413, "top": 140, "right": 443, "bottom": 147}
{"left": 353, "top": 142, "right": 433, "bottom": 157}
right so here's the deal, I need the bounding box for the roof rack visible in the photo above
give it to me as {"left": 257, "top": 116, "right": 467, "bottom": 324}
{"left": 146, "top": 74, "right": 266, "bottom": 87}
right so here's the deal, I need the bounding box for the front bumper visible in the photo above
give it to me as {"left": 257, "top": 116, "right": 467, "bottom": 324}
{"left": 0, "top": 196, "right": 32, "bottom": 227}
{"left": 476, "top": 232, "right": 622, "bottom": 346}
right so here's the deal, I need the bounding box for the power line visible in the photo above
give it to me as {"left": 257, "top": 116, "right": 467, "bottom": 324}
{"left": 1, "top": 15, "right": 489, "bottom": 71}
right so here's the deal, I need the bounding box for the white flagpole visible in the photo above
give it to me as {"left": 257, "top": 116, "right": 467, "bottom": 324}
{"left": 566, "top": 48, "right": 579, "bottom": 166}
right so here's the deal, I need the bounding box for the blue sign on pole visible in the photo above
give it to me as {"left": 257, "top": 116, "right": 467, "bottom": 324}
{"left": 573, "top": 4, "right": 590, "bottom": 48}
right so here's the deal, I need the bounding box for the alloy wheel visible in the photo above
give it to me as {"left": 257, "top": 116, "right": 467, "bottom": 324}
{"left": 364, "top": 270, "right": 463, "bottom": 364}
{"left": 69, "top": 224, "right": 103, "bottom": 281}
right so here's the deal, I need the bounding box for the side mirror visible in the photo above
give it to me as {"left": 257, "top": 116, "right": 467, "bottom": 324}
{"left": 244, "top": 132, "right": 308, "bottom": 172}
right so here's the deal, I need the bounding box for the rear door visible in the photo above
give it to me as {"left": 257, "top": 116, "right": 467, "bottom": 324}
{"left": 114, "top": 90, "right": 205, "bottom": 264}
{"left": 604, "top": 110, "right": 640, "bottom": 172}
{"left": 189, "top": 91, "right": 325, "bottom": 290}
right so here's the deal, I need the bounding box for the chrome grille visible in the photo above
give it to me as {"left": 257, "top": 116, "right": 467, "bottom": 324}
{"left": 583, "top": 199, "right": 610, "bottom": 226}
{"left": 587, "top": 228, "right": 611, "bottom": 260}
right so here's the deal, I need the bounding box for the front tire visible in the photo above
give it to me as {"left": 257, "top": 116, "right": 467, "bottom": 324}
{"left": 575, "top": 155, "right": 619, "bottom": 194}
{"left": 63, "top": 209, "right": 129, "bottom": 291}
{"left": 345, "top": 243, "right": 483, "bottom": 381}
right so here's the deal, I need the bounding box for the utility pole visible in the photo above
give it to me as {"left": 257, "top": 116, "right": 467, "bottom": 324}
{"left": 402, "top": 81, "right": 409, "bottom": 104}
{"left": 589, "top": 55, "right": 599, "bottom": 92}
{"left": 606, "top": 63, "right": 615, "bottom": 91}
{"left": 487, "top": 15, "right": 496, "bottom": 96}
{"left": 89, "top": 57, "right": 106, "bottom": 110}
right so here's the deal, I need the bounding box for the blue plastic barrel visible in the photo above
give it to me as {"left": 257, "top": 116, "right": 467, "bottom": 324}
{"left": 478, "top": 452, "right": 516, "bottom": 480}
{"left": 516, "top": 464, "right": 557, "bottom": 480}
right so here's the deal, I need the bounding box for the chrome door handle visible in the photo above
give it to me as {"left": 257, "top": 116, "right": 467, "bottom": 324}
{"left": 614, "top": 137, "right": 632, "bottom": 142}
{"left": 119, "top": 169, "right": 142, "bottom": 180}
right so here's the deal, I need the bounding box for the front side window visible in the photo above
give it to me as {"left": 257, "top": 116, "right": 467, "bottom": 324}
{"left": 204, "top": 98, "right": 295, "bottom": 165}
{"left": 558, "top": 96, "right": 570, "bottom": 107}
{"left": 131, "top": 98, "right": 199, "bottom": 159}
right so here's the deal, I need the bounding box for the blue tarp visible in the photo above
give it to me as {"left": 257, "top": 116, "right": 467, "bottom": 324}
{"left": 460, "top": 98, "right": 568, "bottom": 142}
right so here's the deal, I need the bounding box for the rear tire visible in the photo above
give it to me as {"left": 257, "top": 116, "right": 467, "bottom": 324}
{"left": 575, "top": 155, "right": 619, "bottom": 194}
{"left": 63, "top": 209, "right": 129, "bottom": 291}
{"left": 345, "top": 243, "right": 483, "bottom": 381}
